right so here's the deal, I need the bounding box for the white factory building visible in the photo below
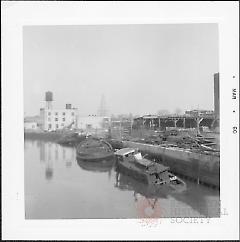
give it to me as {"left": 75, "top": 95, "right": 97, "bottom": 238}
{"left": 39, "top": 92, "right": 110, "bottom": 132}
{"left": 40, "top": 92, "right": 78, "bottom": 131}
{"left": 40, "top": 104, "right": 78, "bottom": 131}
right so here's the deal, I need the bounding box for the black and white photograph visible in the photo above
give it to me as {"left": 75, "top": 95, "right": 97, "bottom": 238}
{"left": 2, "top": 1, "right": 239, "bottom": 240}
{"left": 23, "top": 23, "right": 220, "bottom": 219}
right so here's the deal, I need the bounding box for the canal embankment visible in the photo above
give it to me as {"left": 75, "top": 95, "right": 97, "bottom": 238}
{"left": 121, "top": 140, "right": 219, "bottom": 188}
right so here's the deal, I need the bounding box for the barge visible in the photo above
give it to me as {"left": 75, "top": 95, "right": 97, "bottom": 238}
{"left": 76, "top": 137, "right": 114, "bottom": 161}
{"left": 115, "top": 148, "right": 186, "bottom": 190}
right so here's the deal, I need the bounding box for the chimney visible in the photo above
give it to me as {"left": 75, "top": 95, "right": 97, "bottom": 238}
{"left": 214, "top": 73, "right": 220, "bottom": 117}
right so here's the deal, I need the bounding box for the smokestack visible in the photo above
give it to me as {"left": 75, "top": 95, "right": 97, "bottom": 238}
{"left": 214, "top": 73, "right": 220, "bottom": 117}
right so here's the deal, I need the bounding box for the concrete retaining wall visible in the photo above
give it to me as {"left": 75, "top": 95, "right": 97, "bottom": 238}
{"left": 123, "top": 141, "right": 220, "bottom": 188}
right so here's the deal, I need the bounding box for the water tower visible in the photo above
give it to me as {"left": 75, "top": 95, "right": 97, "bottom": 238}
{"left": 45, "top": 91, "right": 53, "bottom": 109}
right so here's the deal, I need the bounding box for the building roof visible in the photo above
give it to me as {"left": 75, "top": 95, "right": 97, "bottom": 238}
{"left": 115, "top": 148, "right": 136, "bottom": 156}
{"left": 24, "top": 120, "right": 37, "bottom": 123}
{"left": 134, "top": 157, "right": 153, "bottom": 167}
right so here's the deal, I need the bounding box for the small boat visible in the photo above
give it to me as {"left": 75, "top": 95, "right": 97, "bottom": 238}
{"left": 76, "top": 137, "right": 115, "bottom": 161}
{"left": 115, "top": 148, "right": 186, "bottom": 189}
{"left": 57, "top": 132, "right": 86, "bottom": 146}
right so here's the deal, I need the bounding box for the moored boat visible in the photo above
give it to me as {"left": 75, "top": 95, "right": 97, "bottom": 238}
{"left": 115, "top": 148, "right": 186, "bottom": 190}
{"left": 76, "top": 137, "right": 115, "bottom": 161}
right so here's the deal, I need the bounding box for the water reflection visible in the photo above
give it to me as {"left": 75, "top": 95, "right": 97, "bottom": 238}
{"left": 76, "top": 157, "right": 115, "bottom": 173}
{"left": 38, "top": 141, "right": 76, "bottom": 180}
{"left": 39, "top": 142, "right": 75, "bottom": 162}
{"left": 115, "top": 170, "right": 220, "bottom": 217}
{"left": 169, "top": 183, "right": 220, "bottom": 217}
{"left": 115, "top": 172, "right": 168, "bottom": 199}
{"left": 25, "top": 140, "right": 220, "bottom": 219}
{"left": 45, "top": 166, "right": 53, "bottom": 180}
{"left": 115, "top": 172, "right": 164, "bottom": 218}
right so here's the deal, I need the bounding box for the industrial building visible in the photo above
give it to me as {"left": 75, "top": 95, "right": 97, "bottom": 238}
{"left": 185, "top": 110, "right": 214, "bottom": 117}
{"left": 24, "top": 120, "right": 38, "bottom": 130}
{"left": 40, "top": 92, "right": 78, "bottom": 131}
{"left": 132, "top": 73, "right": 220, "bottom": 131}
{"left": 132, "top": 113, "right": 216, "bottom": 131}
{"left": 24, "top": 115, "right": 42, "bottom": 131}
{"left": 77, "top": 115, "right": 111, "bottom": 132}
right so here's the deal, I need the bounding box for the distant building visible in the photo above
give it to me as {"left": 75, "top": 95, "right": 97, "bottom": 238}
{"left": 77, "top": 115, "right": 111, "bottom": 131}
{"left": 185, "top": 109, "right": 214, "bottom": 117}
{"left": 24, "top": 120, "right": 38, "bottom": 130}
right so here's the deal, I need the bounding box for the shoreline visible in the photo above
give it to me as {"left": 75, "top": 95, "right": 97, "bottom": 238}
{"left": 24, "top": 131, "right": 63, "bottom": 142}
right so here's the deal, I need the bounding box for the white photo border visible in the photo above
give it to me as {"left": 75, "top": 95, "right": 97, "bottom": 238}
{"left": 2, "top": 1, "right": 239, "bottom": 240}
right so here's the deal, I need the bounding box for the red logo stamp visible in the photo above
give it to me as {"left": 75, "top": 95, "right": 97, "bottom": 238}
{"left": 135, "top": 195, "right": 161, "bottom": 226}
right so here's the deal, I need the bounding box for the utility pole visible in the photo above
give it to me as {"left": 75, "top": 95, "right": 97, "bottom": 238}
{"left": 119, "top": 118, "right": 122, "bottom": 140}
{"left": 130, "top": 117, "right": 133, "bottom": 136}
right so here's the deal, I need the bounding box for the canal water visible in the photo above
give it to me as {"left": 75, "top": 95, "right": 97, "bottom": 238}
{"left": 25, "top": 139, "right": 220, "bottom": 219}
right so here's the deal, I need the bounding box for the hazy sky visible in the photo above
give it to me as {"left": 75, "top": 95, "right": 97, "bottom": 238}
{"left": 23, "top": 24, "right": 219, "bottom": 116}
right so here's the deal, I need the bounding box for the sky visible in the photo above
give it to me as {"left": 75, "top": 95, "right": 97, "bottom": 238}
{"left": 23, "top": 24, "right": 219, "bottom": 117}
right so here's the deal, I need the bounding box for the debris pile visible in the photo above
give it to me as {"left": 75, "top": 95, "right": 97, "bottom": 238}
{"left": 128, "top": 132, "right": 219, "bottom": 156}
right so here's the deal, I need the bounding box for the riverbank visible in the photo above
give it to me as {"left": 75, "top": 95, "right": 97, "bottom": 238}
{"left": 24, "top": 131, "right": 63, "bottom": 141}
{"left": 24, "top": 129, "right": 108, "bottom": 142}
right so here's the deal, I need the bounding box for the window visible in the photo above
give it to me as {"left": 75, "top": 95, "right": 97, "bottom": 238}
{"left": 55, "top": 112, "right": 58, "bottom": 115}
{"left": 62, "top": 112, "right": 65, "bottom": 116}
{"left": 72, "top": 112, "right": 75, "bottom": 116}
{"left": 48, "top": 112, "right": 51, "bottom": 116}
{"left": 62, "top": 118, "right": 65, "bottom": 121}
{"left": 48, "top": 124, "right": 52, "bottom": 129}
{"left": 55, "top": 118, "right": 58, "bottom": 121}
{"left": 56, "top": 124, "right": 59, "bottom": 129}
